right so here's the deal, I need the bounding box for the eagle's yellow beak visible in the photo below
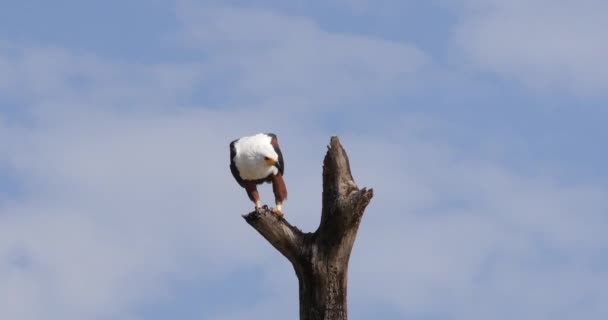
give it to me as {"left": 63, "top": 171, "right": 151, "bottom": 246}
{"left": 264, "top": 157, "right": 277, "bottom": 166}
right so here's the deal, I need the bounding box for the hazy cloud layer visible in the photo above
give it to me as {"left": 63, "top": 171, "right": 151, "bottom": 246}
{"left": 1, "top": 2, "right": 607, "bottom": 320}
{"left": 451, "top": 0, "right": 608, "bottom": 95}
{"left": 174, "top": 3, "right": 429, "bottom": 107}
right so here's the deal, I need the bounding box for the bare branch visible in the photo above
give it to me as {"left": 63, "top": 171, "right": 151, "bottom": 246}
{"left": 243, "top": 206, "right": 305, "bottom": 264}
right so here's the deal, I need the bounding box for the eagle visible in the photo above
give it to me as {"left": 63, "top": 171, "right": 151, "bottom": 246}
{"left": 229, "top": 133, "right": 287, "bottom": 216}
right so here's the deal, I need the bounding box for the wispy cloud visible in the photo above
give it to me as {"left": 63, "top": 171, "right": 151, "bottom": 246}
{"left": 347, "top": 132, "right": 608, "bottom": 318}
{"left": 174, "top": 3, "right": 429, "bottom": 108}
{"left": 451, "top": 0, "right": 608, "bottom": 96}
{"left": 0, "top": 43, "right": 203, "bottom": 111}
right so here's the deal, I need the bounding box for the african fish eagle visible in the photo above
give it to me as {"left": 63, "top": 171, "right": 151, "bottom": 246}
{"left": 229, "top": 133, "right": 287, "bottom": 216}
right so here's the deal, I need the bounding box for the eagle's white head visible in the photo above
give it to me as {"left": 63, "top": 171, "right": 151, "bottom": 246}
{"left": 232, "top": 133, "right": 280, "bottom": 180}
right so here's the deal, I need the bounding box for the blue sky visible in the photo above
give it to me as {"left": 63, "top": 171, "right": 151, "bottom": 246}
{"left": 1, "top": 0, "right": 607, "bottom": 319}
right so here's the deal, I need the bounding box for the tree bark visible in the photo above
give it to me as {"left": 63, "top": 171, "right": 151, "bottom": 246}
{"left": 243, "top": 136, "right": 373, "bottom": 320}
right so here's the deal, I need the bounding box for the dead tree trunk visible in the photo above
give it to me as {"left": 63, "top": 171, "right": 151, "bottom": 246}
{"left": 243, "top": 136, "right": 373, "bottom": 320}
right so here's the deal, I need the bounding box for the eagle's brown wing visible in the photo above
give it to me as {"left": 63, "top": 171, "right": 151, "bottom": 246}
{"left": 266, "top": 133, "right": 284, "bottom": 176}
{"left": 229, "top": 139, "right": 245, "bottom": 188}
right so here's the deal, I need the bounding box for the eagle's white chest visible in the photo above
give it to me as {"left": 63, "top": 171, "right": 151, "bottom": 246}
{"left": 233, "top": 134, "right": 279, "bottom": 180}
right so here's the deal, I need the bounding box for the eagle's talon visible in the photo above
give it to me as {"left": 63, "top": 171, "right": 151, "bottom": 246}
{"left": 271, "top": 207, "right": 283, "bottom": 218}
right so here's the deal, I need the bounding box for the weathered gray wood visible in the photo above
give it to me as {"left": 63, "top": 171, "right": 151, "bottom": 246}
{"left": 243, "top": 136, "right": 373, "bottom": 320}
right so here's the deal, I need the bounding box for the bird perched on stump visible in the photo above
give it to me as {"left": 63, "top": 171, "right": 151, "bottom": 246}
{"left": 229, "top": 133, "right": 287, "bottom": 216}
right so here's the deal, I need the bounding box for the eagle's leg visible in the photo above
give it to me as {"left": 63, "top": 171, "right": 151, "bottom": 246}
{"left": 271, "top": 174, "right": 287, "bottom": 217}
{"left": 244, "top": 181, "right": 261, "bottom": 210}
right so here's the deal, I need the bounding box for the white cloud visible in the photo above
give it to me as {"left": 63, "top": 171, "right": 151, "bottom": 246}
{"left": 174, "top": 3, "right": 429, "bottom": 107}
{"left": 451, "top": 0, "right": 608, "bottom": 96}
{"left": 0, "top": 42, "right": 204, "bottom": 111}
{"left": 0, "top": 107, "right": 276, "bottom": 319}
{"left": 0, "top": 37, "right": 346, "bottom": 317}
{"left": 344, "top": 130, "right": 608, "bottom": 319}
